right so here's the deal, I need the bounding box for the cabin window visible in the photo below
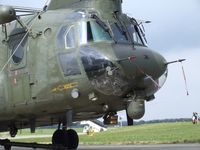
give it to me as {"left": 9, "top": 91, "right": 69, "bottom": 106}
{"left": 59, "top": 52, "right": 81, "bottom": 76}
{"left": 79, "top": 21, "right": 112, "bottom": 45}
{"left": 9, "top": 32, "right": 28, "bottom": 64}
{"left": 12, "top": 44, "right": 24, "bottom": 64}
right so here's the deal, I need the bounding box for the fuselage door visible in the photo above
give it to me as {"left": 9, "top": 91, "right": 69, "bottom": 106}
{"left": 7, "top": 28, "right": 30, "bottom": 105}
{"left": 57, "top": 24, "right": 82, "bottom": 77}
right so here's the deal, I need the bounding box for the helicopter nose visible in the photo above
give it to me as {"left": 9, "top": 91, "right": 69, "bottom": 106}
{"left": 151, "top": 50, "right": 167, "bottom": 78}
{"left": 114, "top": 46, "right": 167, "bottom": 80}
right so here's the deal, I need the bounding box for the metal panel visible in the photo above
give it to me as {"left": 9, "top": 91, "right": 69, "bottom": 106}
{"left": 11, "top": 73, "right": 30, "bottom": 105}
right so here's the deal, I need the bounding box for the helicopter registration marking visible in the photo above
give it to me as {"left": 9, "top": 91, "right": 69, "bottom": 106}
{"left": 52, "top": 82, "right": 78, "bottom": 92}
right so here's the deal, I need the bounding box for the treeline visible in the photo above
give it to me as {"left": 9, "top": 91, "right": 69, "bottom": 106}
{"left": 121, "top": 118, "right": 191, "bottom": 126}
{"left": 40, "top": 118, "right": 192, "bottom": 129}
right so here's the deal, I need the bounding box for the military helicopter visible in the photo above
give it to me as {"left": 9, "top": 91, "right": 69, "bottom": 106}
{"left": 0, "top": 0, "right": 170, "bottom": 149}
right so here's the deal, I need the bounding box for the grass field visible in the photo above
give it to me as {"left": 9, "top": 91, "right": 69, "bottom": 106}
{"left": 79, "top": 122, "right": 200, "bottom": 144}
{"left": 4, "top": 122, "right": 200, "bottom": 144}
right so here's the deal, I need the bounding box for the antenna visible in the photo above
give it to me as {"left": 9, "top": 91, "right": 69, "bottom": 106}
{"left": 180, "top": 61, "right": 189, "bottom": 96}
{"left": 165, "top": 59, "right": 189, "bottom": 96}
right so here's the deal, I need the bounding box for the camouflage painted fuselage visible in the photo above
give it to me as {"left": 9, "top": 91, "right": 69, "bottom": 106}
{"left": 0, "top": 0, "right": 167, "bottom": 131}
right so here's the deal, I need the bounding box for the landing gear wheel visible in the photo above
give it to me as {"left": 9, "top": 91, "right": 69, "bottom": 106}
{"left": 52, "top": 129, "right": 68, "bottom": 148}
{"left": 52, "top": 129, "right": 79, "bottom": 150}
{"left": 4, "top": 145, "right": 11, "bottom": 150}
{"left": 3, "top": 139, "right": 11, "bottom": 150}
{"left": 67, "top": 129, "right": 79, "bottom": 150}
{"left": 9, "top": 126, "right": 18, "bottom": 137}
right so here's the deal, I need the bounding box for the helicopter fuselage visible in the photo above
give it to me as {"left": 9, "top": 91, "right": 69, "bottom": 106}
{"left": 0, "top": 0, "right": 167, "bottom": 132}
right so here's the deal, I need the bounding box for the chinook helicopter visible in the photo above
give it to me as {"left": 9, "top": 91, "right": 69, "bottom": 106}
{"left": 0, "top": 0, "right": 172, "bottom": 149}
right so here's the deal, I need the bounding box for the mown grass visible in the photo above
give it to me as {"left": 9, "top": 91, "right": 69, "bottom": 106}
{"left": 6, "top": 122, "right": 200, "bottom": 144}
{"left": 79, "top": 122, "right": 200, "bottom": 144}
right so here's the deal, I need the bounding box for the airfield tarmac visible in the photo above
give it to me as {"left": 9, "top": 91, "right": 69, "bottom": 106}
{"left": 1, "top": 144, "right": 200, "bottom": 150}
{"left": 79, "top": 144, "right": 200, "bottom": 150}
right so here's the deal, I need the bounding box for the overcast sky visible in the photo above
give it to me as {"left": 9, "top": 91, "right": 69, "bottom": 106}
{"left": 0, "top": 0, "right": 200, "bottom": 121}
{"left": 123, "top": 0, "right": 200, "bottom": 121}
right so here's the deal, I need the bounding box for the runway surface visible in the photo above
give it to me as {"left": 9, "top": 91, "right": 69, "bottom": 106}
{"left": 1, "top": 144, "right": 200, "bottom": 150}
{"left": 79, "top": 144, "right": 200, "bottom": 150}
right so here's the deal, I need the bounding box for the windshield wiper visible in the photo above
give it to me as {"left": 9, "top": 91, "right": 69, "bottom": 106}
{"left": 91, "top": 14, "right": 116, "bottom": 42}
{"left": 91, "top": 14, "right": 109, "bottom": 33}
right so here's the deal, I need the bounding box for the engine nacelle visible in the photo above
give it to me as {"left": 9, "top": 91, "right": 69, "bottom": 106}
{"left": 127, "top": 100, "right": 145, "bottom": 119}
{"left": 0, "top": 5, "right": 16, "bottom": 24}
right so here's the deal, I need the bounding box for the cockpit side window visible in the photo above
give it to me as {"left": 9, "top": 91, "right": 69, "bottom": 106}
{"left": 128, "top": 24, "right": 143, "bottom": 45}
{"left": 65, "top": 25, "right": 75, "bottom": 48}
{"left": 79, "top": 21, "right": 112, "bottom": 45}
{"left": 111, "top": 23, "right": 130, "bottom": 43}
{"left": 87, "top": 22, "right": 93, "bottom": 42}
{"left": 56, "top": 25, "right": 76, "bottom": 49}
{"left": 59, "top": 52, "right": 81, "bottom": 76}
{"left": 90, "top": 21, "right": 111, "bottom": 41}
{"left": 57, "top": 26, "right": 67, "bottom": 49}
